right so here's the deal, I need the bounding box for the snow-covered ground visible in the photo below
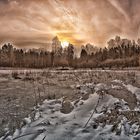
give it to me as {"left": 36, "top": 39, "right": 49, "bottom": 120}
{"left": 0, "top": 69, "right": 140, "bottom": 140}
{"left": 1, "top": 80, "right": 140, "bottom": 140}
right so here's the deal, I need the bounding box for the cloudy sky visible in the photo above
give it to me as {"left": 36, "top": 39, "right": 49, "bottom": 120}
{"left": 0, "top": 0, "right": 140, "bottom": 48}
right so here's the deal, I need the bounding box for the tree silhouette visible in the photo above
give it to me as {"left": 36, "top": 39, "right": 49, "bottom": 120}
{"left": 0, "top": 36, "right": 140, "bottom": 68}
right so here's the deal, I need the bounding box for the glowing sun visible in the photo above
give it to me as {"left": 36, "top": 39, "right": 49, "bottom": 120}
{"left": 61, "top": 41, "right": 69, "bottom": 48}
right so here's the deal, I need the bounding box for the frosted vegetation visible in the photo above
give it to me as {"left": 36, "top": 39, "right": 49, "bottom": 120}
{"left": 0, "top": 69, "right": 140, "bottom": 140}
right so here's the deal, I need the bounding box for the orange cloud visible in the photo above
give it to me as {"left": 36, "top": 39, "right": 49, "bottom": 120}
{"left": 0, "top": 0, "right": 140, "bottom": 49}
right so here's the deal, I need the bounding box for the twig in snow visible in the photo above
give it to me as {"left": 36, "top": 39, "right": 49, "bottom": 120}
{"left": 42, "top": 135, "right": 47, "bottom": 140}
{"left": 84, "top": 95, "right": 100, "bottom": 128}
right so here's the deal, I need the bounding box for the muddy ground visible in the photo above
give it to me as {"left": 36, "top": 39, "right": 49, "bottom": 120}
{"left": 0, "top": 69, "right": 140, "bottom": 137}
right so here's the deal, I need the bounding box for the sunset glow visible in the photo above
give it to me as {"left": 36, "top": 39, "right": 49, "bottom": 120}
{"left": 61, "top": 41, "right": 69, "bottom": 48}
{"left": 0, "top": 0, "right": 140, "bottom": 48}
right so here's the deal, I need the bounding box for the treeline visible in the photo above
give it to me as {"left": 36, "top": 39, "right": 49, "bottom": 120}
{"left": 0, "top": 43, "right": 74, "bottom": 68}
{"left": 78, "top": 45, "right": 140, "bottom": 68}
{"left": 77, "top": 36, "right": 140, "bottom": 68}
{"left": 0, "top": 36, "right": 140, "bottom": 68}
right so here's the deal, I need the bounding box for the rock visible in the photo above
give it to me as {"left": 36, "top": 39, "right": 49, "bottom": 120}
{"left": 60, "top": 100, "right": 74, "bottom": 114}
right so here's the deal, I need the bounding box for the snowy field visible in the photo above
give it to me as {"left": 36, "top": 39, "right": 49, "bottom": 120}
{"left": 0, "top": 68, "right": 140, "bottom": 140}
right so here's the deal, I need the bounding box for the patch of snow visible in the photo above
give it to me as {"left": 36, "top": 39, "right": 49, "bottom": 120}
{"left": 5, "top": 92, "right": 137, "bottom": 140}
{"left": 1, "top": 79, "right": 140, "bottom": 140}
{"left": 23, "top": 117, "right": 32, "bottom": 124}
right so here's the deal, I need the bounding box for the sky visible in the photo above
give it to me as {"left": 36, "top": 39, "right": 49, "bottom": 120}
{"left": 0, "top": 0, "right": 140, "bottom": 49}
